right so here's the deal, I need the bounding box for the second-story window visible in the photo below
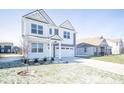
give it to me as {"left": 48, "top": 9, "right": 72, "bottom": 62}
{"left": 31, "top": 24, "right": 37, "bottom": 34}
{"left": 38, "top": 25, "right": 43, "bottom": 35}
{"left": 63, "top": 31, "right": 70, "bottom": 39}
{"left": 67, "top": 32, "right": 70, "bottom": 39}
{"left": 49, "top": 28, "right": 52, "bottom": 35}
{"left": 31, "top": 24, "right": 43, "bottom": 35}
{"left": 54, "top": 29, "right": 59, "bottom": 35}
{"left": 64, "top": 31, "right": 66, "bottom": 38}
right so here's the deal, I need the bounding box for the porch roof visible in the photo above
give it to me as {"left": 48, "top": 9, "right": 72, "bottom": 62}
{"left": 26, "top": 35, "right": 62, "bottom": 42}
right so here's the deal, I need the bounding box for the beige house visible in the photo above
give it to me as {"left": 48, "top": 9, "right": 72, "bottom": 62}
{"left": 76, "top": 36, "right": 111, "bottom": 57}
{"left": 106, "top": 39, "right": 123, "bottom": 54}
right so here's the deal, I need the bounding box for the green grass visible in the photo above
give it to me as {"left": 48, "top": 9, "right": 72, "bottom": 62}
{"left": 0, "top": 63, "right": 124, "bottom": 84}
{"left": 91, "top": 54, "right": 124, "bottom": 64}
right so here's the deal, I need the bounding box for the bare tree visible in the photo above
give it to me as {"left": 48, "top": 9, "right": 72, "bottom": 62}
{"left": 20, "top": 37, "right": 30, "bottom": 72}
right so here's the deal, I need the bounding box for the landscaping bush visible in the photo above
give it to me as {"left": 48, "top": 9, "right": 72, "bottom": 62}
{"left": 51, "top": 57, "right": 54, "bottom": 61}
{"left": 34, "top": 58, "right": 39, "bottom": 63}
{"left": 43, "top": 57, "right": 47, "bottom": 62}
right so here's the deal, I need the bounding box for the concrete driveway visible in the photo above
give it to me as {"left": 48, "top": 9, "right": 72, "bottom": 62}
{"left": 73, "top": 58, "right": 124, "bottom": 75}
{"left": 0, "top": 56, "right": 22, "bottom": 63}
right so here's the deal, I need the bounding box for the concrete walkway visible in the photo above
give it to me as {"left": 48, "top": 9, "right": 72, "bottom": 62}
{"left": 74, "top": 58, "right": 124, "bottom": 75}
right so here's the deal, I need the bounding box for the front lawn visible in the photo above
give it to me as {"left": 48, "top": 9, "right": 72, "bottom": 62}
{"left": 0, "top": 63, "right": 124, "bottom": 84}
{"left": 91, "top": 54, "right": 124, "bottom": 64}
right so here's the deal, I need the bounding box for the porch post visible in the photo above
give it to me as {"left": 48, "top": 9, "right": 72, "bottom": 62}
{"left": 59, "top": 41, "right": 61, "bottom": 60}
{"left": 49, "top": 40, "right": 52, "bottom": 60}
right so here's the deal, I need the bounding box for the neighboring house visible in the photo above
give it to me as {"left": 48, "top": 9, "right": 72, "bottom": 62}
{"left": 12, "top": 46, "right": 22, "bottom": 54}
{"left": 0, "top": 42, "right": 13, "bottom": 53}
{"left": 76, "top": 36, "right": 111, "bottom": 57}
{"left": 106, "top": 39, "right": 123, "bottom": 54}
{"left": 22, "top": 9, "right": 76, "bottom": 59}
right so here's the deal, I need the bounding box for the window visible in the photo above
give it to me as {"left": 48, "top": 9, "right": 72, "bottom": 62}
{"left": 31, "top": 24, "right": 43, "bottom": 35}
{"left": 49, "top": 28, "right": 52, "bottom": 35}
{"left": 62, "top": 47, "right": 65, "bottom": 49}
{"left": 31, "top": 43, "right": 43, "bottom": 53}
{"left": 38, "top": 43, "right": 43, "bottom": 52}
{"left": 116, "top": 42, "right": 118, "bottom": 46}
{"left": 70, "top": 48, "right": 73, "bottom": 50}
{"left": 66, "top": 48, "right": 69, "bottom": 50}
{"left": 64, "top": 31, "right": 66, "bottom": 38}
{"left": 56, "top": 47, "right": 59, "bottom": 49}
{"left": 67, "top": 32, "right": 70, "bottom": 39}
{"left": 54, "top": 29, "right": 59, "bottom": 35}
{"left": 31, "top": 24, "right": 37, "bottom": 34}
{"left": 38, "top": 25, "right": 43, "bottom": 35}
{"left": 63, "top": 31, "right": 70, "bottom": 39}
{"left": 32, "top": 43, "right": 37, "bottom": 53}
{"left": 84, "top": 47, "right": 87, "bottom": 52}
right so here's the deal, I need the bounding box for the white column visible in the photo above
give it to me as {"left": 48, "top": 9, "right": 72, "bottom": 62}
{"left": 59, "top": 41, "right": 61, "bottom": 60}
{"left": 49, "top": 40, "right": 52, "bottom": 60}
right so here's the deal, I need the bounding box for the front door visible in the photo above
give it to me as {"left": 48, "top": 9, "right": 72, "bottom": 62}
{"left": 100, "top": 47, "right": 105, "bottom": 56}
{"left": 53, "top": 44, "right": 55, "bottom": 58}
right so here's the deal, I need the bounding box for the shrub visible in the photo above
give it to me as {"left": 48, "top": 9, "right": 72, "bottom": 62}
{"left": 43, "top": 57, "right": 47, "bottom": 62}
{"left": 51, "top": 57, "right": 54, "bottom": 61}
{"left": 34, "top": 58, "right": 39, "bottom": 63}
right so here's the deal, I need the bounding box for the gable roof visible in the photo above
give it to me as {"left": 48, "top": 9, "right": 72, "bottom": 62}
{"left": 23, "top": 9, "right": 56, "bottom": 26}
{"left": 38, "top": 9, "right": 56, "bottom": 26}
{"left": 77, "top": 42, "right": 96, "bottom": 48}
{"left": 59, "top": 20, "right": 75, "bottom": 31}
{"left": 23, "top": 10, "right": 76, "bottom": 30}
{"left": 77, "top": 36, "right": 106, "bottom": 46}
{"left": 50, "top": 35, "right": 63, "bottom": 41}
{"left": 106, "top": 38, "right": 122, "bottom": 43}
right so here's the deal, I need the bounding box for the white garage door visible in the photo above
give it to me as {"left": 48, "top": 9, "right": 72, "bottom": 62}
{"left": 55, "top": 46, "right": 74, "bottom": 57}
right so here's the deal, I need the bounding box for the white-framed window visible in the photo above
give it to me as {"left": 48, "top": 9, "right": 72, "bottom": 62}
{"left": 49, "top": 28, "right": 52, "bottom": 35}
{"left": 38, "top": 43, "right": 43, "bottom": 52}
{"left": 31, "top": 24, "right": 43, "bottom": 35}
{"left": 38, "top": 25, "right": 43, "bottom": 35}
{"left": 84, "top": 47, "right": 87, "bottom": 52}
{"left": 63, "top": 31, "right": 70, "bottom": 39}
{"left": 31, "top": 24, "right": 37, "bottom": 34}
{"left": 116, "top": 42, "right": 118, "bottom": 46}
{"left": 66, "top": 48, "right": 69, "bottom": 50}
{"left": 32, "top": 43, "right": 37, "bottom": 53}
{"left": 31, "top": 43, "right": 43, "bottom": 53}
{"left": 70, "top": 48, "right": 73, "bottom": 50}
{"left": 54, "top": 29, "right": 59, "bottom": 35}
{"left": 62, "top": 47, "right": 65, "bottom": 49}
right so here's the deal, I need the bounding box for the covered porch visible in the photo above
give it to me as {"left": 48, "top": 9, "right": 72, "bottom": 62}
{"left": 25, "top": 35, "right": 63, "bottom": 60}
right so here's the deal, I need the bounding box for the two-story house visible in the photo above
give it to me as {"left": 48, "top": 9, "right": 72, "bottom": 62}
{"left": 106, "top": 38, "right": 123, "bottom": 54}
{"left": 22, "top": 9, "right": 76, "bottom": 60}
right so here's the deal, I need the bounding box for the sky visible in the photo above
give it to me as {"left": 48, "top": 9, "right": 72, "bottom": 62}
{"left": 0, "top": 9, "right": 124, "bottom": 46}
